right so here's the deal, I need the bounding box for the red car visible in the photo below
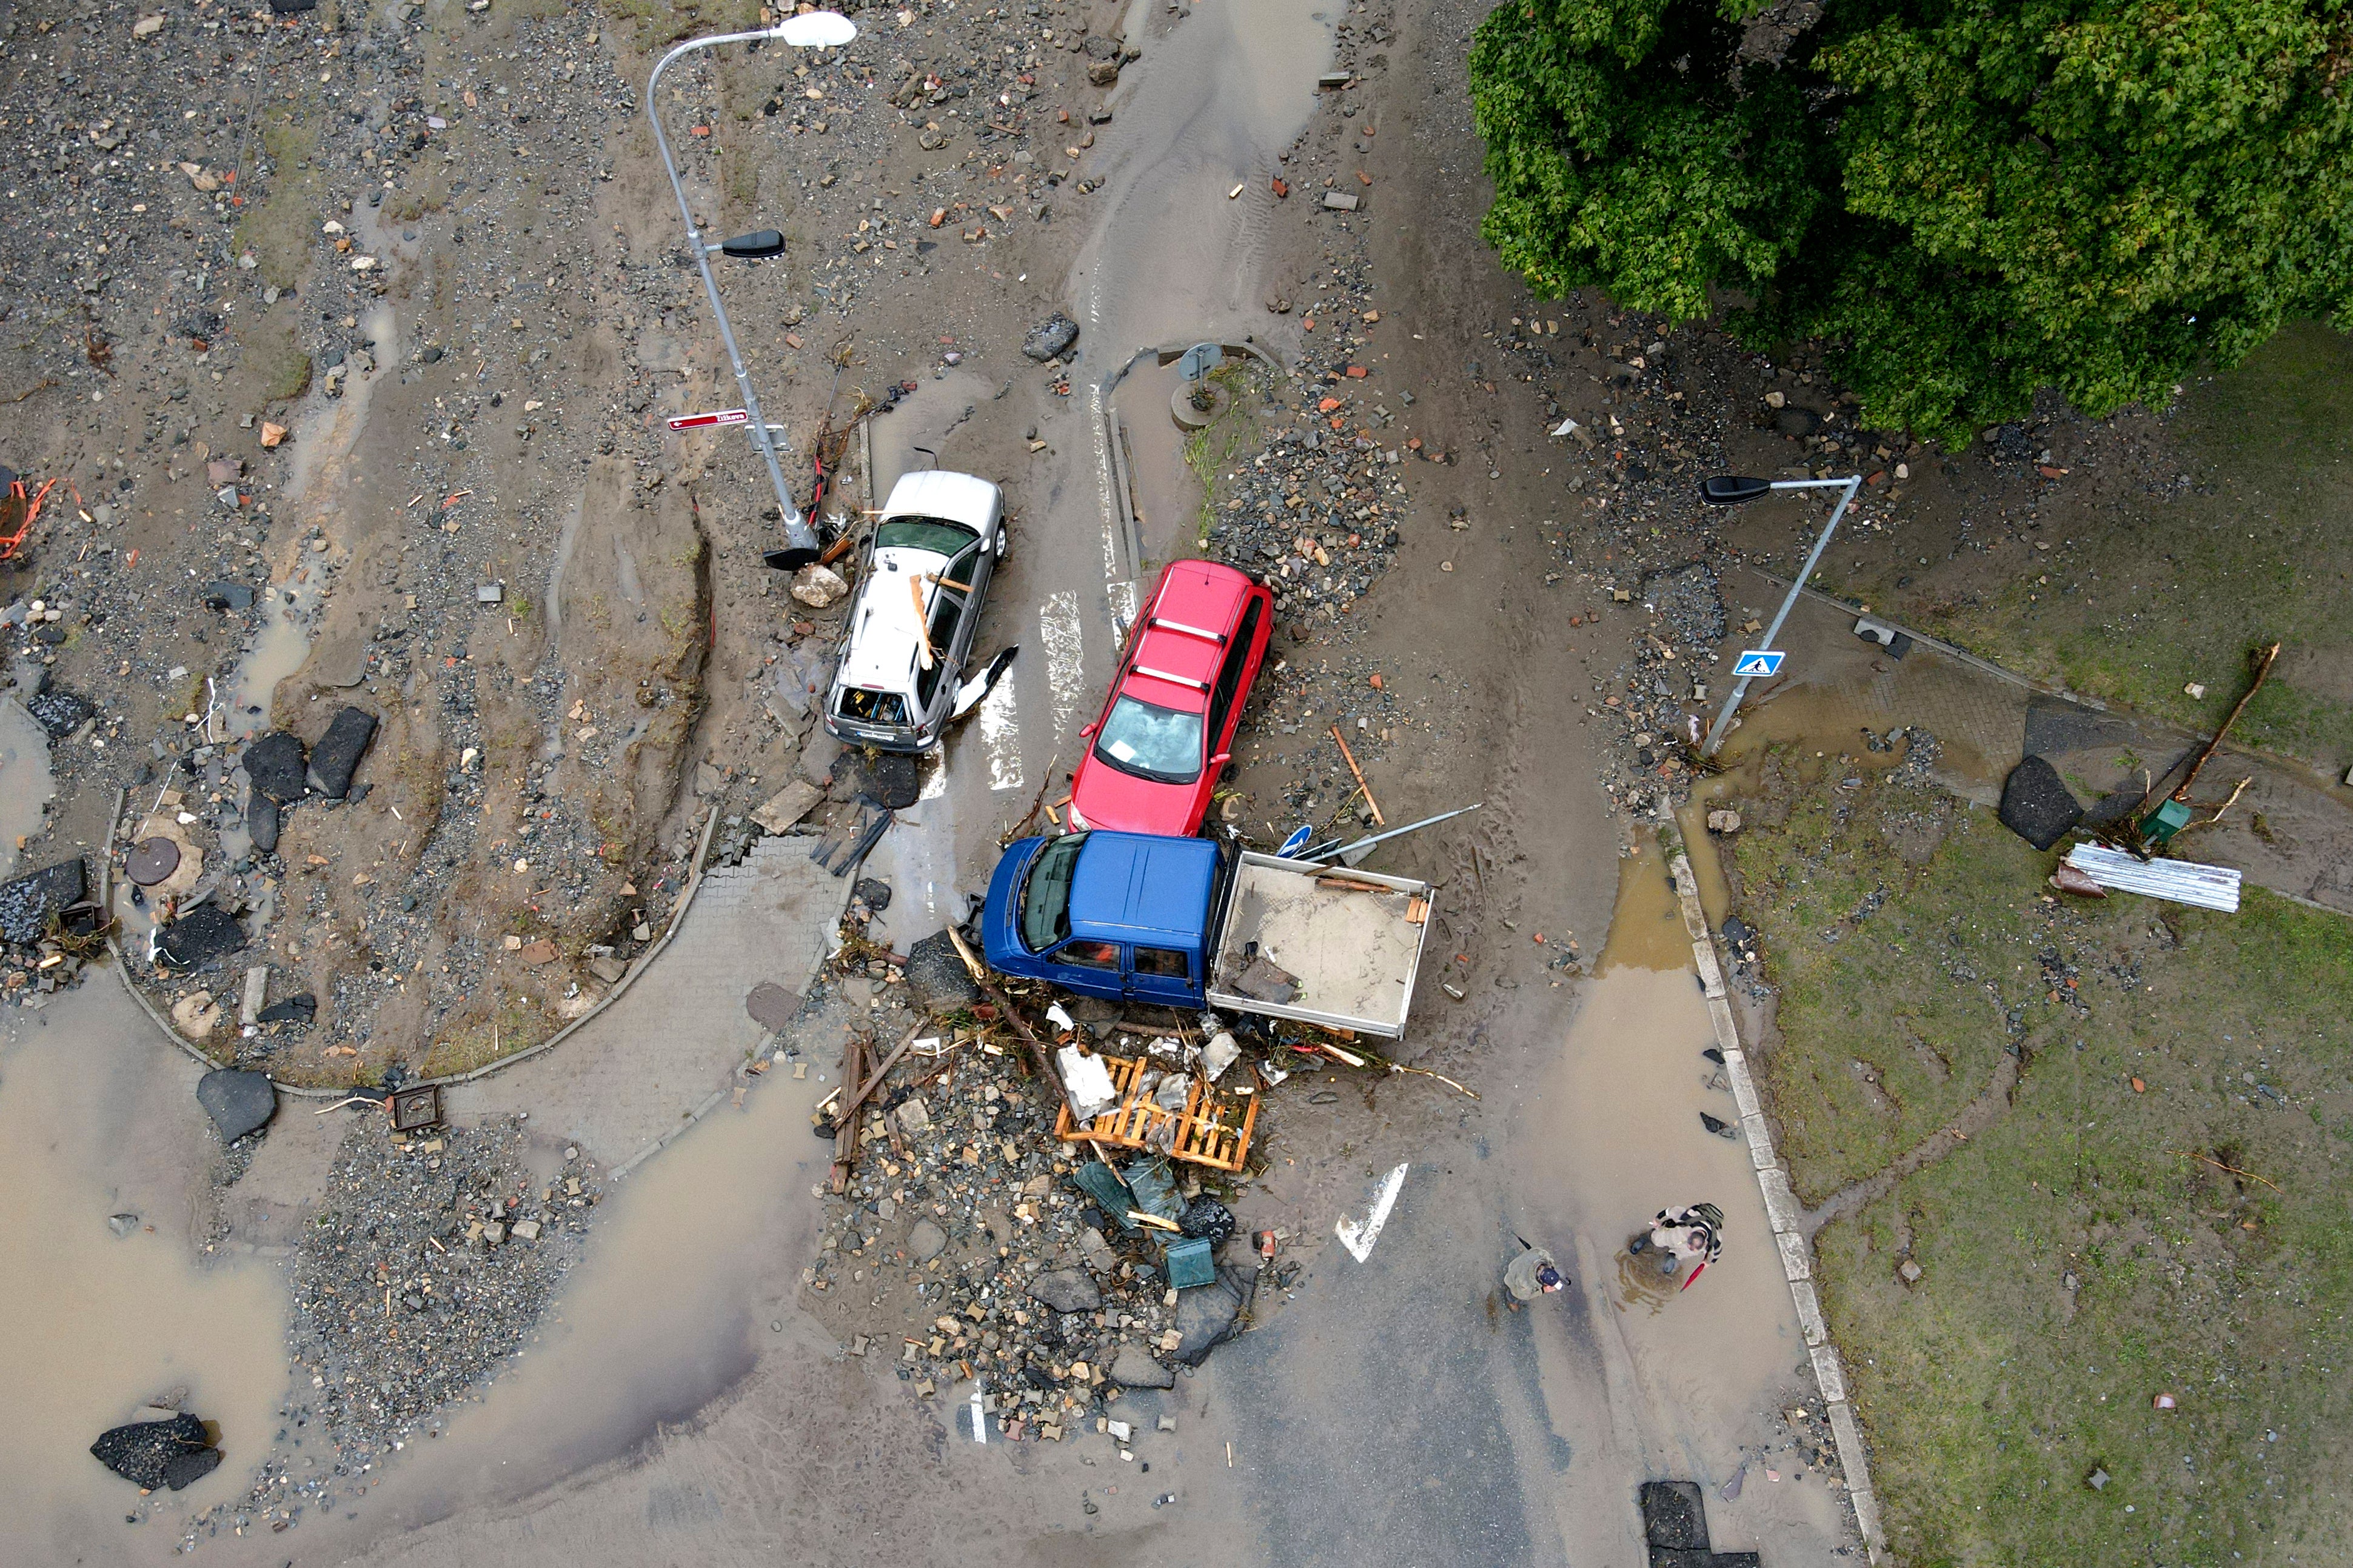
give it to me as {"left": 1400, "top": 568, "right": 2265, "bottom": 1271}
{"left": 1067, "top": 560, "right": 1275, "bottom": 837}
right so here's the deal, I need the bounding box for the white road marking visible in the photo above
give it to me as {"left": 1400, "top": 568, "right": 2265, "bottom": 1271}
{"left": 1336, "top": 1163, "right": 1409, "bottom": 1262}
{"left": 917, "top": 754, "right": 947, "bottom": 802}
{"left": 1107, "top": 578, "right": 1139, "bottom": 638}
{"left": 979, "top": 673, "right": 1023, "bottom": 792}
{"left": 1040, "top": 590, "right": 1086, "bottom": 741}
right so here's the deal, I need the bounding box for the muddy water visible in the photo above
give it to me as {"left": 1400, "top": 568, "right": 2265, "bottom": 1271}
{"left": 0, "top": 978, "right": 290, "bottom": 1564}
{"left": 224, "top": 567, "right": 324, "bottom": 738}
{"left": 1111, "top": 362, "right": 1214, "bottom": 564}
{"left": 1516, "top": 833, "right": 1847, "bottom": 1555}
{"left": 0, "top": 693, "right": 55, "bottom": 879}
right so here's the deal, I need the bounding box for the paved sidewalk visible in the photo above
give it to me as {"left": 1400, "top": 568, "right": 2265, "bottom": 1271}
{"left": 447, "top": 833, "right": 849, "bottom": 1164}
{"left": 1712, "top": 570, "right": 2353, "bottom": 915}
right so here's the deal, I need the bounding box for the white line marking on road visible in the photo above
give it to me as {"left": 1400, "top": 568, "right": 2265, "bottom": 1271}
{"left": 970, "top": 1384, "right": 988, "bottom": 1444}
{"left": 1040, "top": 590, "right": 1085, "bottom": 741}
{"left": 1089, "top": 384, "right": 1120, "bottom": 583}
{"left": 1107, "top": 578, "right": 1139, "bottom": 638}
{"left": 979, "top": 673, "right": 1023, "bottom": 792}
{"left": 1335, "top": 1163, "right": 1408, "bottom": 1262}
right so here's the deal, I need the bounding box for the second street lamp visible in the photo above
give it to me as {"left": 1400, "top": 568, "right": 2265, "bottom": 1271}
{"left": 646, "top": 10, "right": 857, "bottom": 570}
{"left": 1695, "top": 471, "right": 1863, "bottom": 756}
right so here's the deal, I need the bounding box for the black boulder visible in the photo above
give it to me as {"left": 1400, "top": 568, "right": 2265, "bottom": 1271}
{"left": 90, "top": 1414, "right": 213, "bottom": 1490}
{"left": 195, "top": 1068, "right": 276, "bottom": 1143}
{"left": 0, "top": 857, "right": 87, "bottom": 943}
{"left": 306, "top": 706, "right": 378, "bottom": 799}
{"left": 242, "top": 732, "right": 307, "bottom": 803}
{"left": 156, "top": 904, "right": 245, "bottom": 970}
{"left": 1999, "top": 755, "right": 2084, "bottom": 851}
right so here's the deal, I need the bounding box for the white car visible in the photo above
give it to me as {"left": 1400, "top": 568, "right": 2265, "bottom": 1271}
{"left": 823, "top": 469, "right": 1007, "bottom": 753}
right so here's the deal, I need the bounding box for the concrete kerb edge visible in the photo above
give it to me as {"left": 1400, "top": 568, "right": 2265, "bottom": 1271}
{"left": 102, "top": 782, "right": 726, "bottom": 1100}
{"left": 1657, "top": 809, "right": 1890, "bottom": 1565}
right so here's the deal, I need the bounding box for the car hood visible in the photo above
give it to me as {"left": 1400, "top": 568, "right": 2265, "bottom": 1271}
{"left": 1069, "top": 757, "right": 1201, "bottom": 837}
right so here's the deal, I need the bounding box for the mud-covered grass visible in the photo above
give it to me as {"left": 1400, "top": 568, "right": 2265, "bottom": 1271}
{"left": 1727, "top": 752, "right": 2353, "bottom": 1566}
{"left": 1822, "top": 322, "right": 2353, "bottom": 772}
{"left": 1186, "top": 362, "right": 1271, "bottom": 550}
{"left": 233, "top": 115, "right": 321, "bottom": 292}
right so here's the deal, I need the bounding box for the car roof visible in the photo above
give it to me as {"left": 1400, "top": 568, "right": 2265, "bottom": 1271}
{"left": 881, "top": 470, "right": 1000, "bottom": 531}
{"left": 1122, "top": 560, "right": 1257, "bottom": 707}
{"left": 1068, "top": 831, "right": 1220, "bottom": 946}
{"left": 837, "top": 550, "right": 949, "bottom": 698}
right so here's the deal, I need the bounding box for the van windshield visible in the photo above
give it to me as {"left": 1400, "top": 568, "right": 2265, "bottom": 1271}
{"left": 1019, "top": 833, "right": 1087, "bottom": 953}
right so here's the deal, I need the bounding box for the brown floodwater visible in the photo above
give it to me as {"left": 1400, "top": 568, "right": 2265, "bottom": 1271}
{"left": 0, "top": 978, "right": 290, "bottom": 1564}
{"left": 1516, "top": 828, "right": 1848, "bottom": 1555}
{"left": 0, "top": 692, "right": 56, "bottom": 880}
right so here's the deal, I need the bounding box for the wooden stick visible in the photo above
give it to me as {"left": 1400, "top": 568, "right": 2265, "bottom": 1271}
{"left": 1330, "top": 726, "right": 1384, "bottom": 826}
{"left": 2167, "top": 1147, "right": 2281, "bottom": 1193}
{"left": 843, "top": 1019, "right": 929, "bottom": 1115}
{"left": 2172, "top": 642, "right": 2281, "bottom": 803}
{"left": 946, "top": 927, "right": 1066, "bottom": 1098}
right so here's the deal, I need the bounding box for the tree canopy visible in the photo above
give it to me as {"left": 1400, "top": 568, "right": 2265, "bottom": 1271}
{"left": 1468, "top": 0, "right": 2353, "bottom": 444}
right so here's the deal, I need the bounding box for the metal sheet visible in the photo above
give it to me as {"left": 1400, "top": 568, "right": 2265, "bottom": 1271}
{"left": 2064, "top": 843, "right": 2241, "bottom": 912}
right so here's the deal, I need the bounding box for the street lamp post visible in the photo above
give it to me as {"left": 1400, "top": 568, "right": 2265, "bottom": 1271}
{"left": 646, "top": 11, "right": 857, "bottom": 571}
{"left": 1695, "top": 472, "right": 1863, "bottom": 756}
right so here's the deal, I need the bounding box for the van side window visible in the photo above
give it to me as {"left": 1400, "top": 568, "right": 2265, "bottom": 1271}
{"left": 1134, "top": 946, "right": 1190, "bottom": 979}
{"left": 1053, "top": 939, "right": 1122, "bottom": 970}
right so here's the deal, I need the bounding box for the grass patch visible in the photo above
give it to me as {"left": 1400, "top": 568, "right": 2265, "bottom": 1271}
{"left": 244, "top": 323, "right": 313, "bottom": 402}
{"left": 1727, "top": 753, "right": 2353, "bottom": 1565}
{"left": 232, "top": 114, "right": 321, "bottom": 292}
{"left": 1185, "top": 363, "right": 1267, "bottom": 550}
{"left": 418, "top": 990, "right": 554, "bottom": 1079}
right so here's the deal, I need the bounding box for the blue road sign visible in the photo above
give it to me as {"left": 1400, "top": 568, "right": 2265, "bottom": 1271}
{"left": 1732, "top": 649, "right": 1786, "bottom": 678}
{"left": 1277, "top": 824, "right": 1313, "bottom": 858}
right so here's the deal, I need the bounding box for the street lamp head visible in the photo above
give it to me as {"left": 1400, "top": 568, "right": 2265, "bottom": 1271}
{"left": 1699, "top": 475, "right": 1772, "bottom": 505}
{"left": 720, "top": 229, "right": 787, "bottom": 259}
{"left": 774, "top": 10, "right": 857, "bottom": 47}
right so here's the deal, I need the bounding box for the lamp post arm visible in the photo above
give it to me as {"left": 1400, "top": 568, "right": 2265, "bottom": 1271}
{"left": 1699, "top": 473, "right": 1861, "bottom": 756}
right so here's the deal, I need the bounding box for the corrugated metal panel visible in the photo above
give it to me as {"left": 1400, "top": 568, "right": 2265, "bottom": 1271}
{"left": 2065, "top": 844, "right": 2241, "bottom": 913}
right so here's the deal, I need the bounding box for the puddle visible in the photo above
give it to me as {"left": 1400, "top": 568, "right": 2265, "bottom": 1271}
{"left": 0, "top": 979, "right": 289, "bottom": 1563}
{"left": 0, "top": 693, "right": 56, "bottom": 879}
{"left": 1110, "top": 363, "right": 1222, "bottom": 565}
{"left": 542, "top": 490, "right": 586, "bottom": 656}
{"left": 277, "top": 301, "right": 398, "bottom": 512}
{"left": 224, "top": 569, "right": 322, "bottom": 738}
{"left": 1597, "top": 836, "right": 1691, "bottom": 974}
{"left": 1672, "top": 799, "right": 1734, "bottom": 932}
{"left": 249, "top": 1023, "right": 842, "bottom": 1553}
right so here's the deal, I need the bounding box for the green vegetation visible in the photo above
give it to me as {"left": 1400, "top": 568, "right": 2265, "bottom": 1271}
{"left": 1468, "top": 0, "right": 2353, "bottom": 445}
{"left": 1727, "top": 747, "right": 2353, "bottom": 1564}
{"left": 232, "top": 115, "right": 321, "bottom": 292}
{"left": 1184, "top": 363, "right": 1265, "bottom": 550}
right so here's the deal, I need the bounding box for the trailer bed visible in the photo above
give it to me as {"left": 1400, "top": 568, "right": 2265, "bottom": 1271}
{"left": 1205, "top": 851, "right": 1433, "bottom": 1037}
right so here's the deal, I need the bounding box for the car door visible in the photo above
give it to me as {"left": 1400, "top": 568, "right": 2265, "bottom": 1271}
{"left": 1126, "top": 942, "right": 1196, "bottom": 1007}
{"left": 944, "top": 539, "right": 986, "bottom": 662}
{"left": 1203, "top": 598, "right": 1266, "bottom": 765}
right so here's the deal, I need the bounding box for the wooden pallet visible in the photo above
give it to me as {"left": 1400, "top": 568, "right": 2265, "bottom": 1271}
{"left": 1053, "top": 1053, "right": 1258, "bottom": 1173}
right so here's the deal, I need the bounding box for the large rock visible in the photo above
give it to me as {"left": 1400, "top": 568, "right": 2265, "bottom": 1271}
{"left": 1170, "top": 1263, "right": 1253, "bottom": 1365}
{"left": 0, "top": 856, "right": 86, "bottom": 942}
{"left": 156, "top": 904, "right": 245, "bottom": 970}
{"left": 1108, "top": 1347, "right": 1175, "bottom": 1389}
{"left": 1641, "top": 1480, "right": 1709, "bottom": 1549}
{"left": 195, "top": 1069, "right": 275, "bottom": 1143}
{"left": 241, "top": 732, "right": 307, "bottom": 803}
{"left": 1021, "top": 312, "right": 1080, "bottom": 362}
{"left": 25, "top": 686, "right": 93, "bottom": 739}
{"left": 306, "top": 706, "right": 378, "bottom": 799}
{"left": 2000, "top": 755, "right": 2083, "bottom": 851}
{"left": 90, "top": 1413, "right": 214, "bottom": 1490}
{"left": 908, "top": 1218, "right": 948, "bottom": 1263}
{"left": 161, "top": 1446, "right": 224, "bottom": 1489}
{"left": 1028, "top": 1268, "right": 1102, "bottom": 1315}
{"left": 903, "top": 929, "right": 981, "bottom": 1012}
{"left": 246, "top": 792, "right": 281, "bottom": 854}
{"left": 256, "top": 992, "right": 316, "bottom": 1026}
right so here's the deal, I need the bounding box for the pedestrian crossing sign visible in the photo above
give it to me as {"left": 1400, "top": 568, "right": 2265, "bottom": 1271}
{"left": 1732, "top": 649, "right": 1785, "bottom": 678}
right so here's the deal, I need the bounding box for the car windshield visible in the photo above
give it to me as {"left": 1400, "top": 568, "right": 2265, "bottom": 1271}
{"left": 1019, "top": 833, "right": 1087, "bottom": 953}
{"left": 1094, "top": 695, "right": 1203, "bottom": 784}
{"left": 875, "top": 517, "right": 979, "bottom": 557}
{"left": 837, "top": 686, "right": 908, "bottom": 726}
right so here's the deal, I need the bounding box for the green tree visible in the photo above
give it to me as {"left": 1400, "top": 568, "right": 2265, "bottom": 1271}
{"left": 1470, "top": 0, "right": 2353, "bottom": 444}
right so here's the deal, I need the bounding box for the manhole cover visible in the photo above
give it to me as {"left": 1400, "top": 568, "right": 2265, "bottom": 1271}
{"left": 126, "top": 836, "right": 182, "bottom": 887}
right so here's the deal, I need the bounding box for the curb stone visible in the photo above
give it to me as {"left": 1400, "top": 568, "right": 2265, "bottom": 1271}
{"left": 1660, "top": 807, "right": 1890, "bottom": 1566}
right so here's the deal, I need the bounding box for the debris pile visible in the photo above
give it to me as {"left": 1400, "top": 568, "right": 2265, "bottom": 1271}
{"left": 181, "top": 1114, "right": 604, "bottom": 1538}
{"left": 805, "top": 1011, "right": 1264, "bottom": 1440}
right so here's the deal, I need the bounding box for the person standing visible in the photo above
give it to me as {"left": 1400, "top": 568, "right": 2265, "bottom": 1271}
{"left": 1630, "top": 1203, "right": 1724, "bottom": 1287}
{"left": 1504, "top": 1238, "right": 1568, "bottom": 1308}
